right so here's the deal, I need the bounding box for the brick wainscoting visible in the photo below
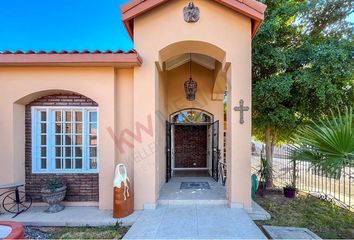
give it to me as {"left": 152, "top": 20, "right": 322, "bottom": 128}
{"left": 25, "top": 94, "right": 99, "bottom": 202}
{"left": 174, "top": 125, "right": 208, "bottom": 168}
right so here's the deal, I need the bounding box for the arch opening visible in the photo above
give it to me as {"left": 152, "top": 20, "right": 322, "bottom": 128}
{"left": 159, "top": 40, "right": 227, "bottom": 69}
{"left": 14, "top": 90, "right": 100, "bottom": 203}
{"left": 156, "top": 40, "right": 227, "bottom": 200}
{"left": 170, "top": 108, "right": 214, "bottom": 124}
{"left": 15, "top": 89, "right": 98, "bottom": 106}
{"left": 158, "top": 41, "right": 228, "bottom": 102}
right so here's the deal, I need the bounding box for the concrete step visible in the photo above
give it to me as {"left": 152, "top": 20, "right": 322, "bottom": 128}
{"left": 247, "top": 201, "right": 271, "bottom": 220}
{"left": 263, "top": 226, "right": 321, "bottom": 239}
{"left": 158, "top": 199, "right": 229, "bottom": 206}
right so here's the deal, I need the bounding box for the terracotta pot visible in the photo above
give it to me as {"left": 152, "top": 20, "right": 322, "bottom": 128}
{"left": 41, "top": 186, "right": 67, "bottom": 213}
{"left": 113, "top": 182, "right": 134, "bottom": 218}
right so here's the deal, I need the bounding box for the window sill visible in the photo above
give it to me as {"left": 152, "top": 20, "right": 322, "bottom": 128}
{"left": 31, "top": 170, "right": 99, "bottom": 174}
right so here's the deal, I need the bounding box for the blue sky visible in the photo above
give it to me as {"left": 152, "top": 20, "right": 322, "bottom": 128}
{"left": 0, "top": 0, "right": 134, "bottom": 52}
{"left": 0, "top": 1, "right": 352, "bottom": 52}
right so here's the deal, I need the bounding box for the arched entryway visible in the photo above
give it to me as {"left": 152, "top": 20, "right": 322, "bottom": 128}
{"left": 160, "top": 108, "right": 226, "bottom": 202}
{"left": 152, "top": 40, "right": 228, "bottom": 204}
{"left": 21, "top": 92, "right": 99, "bottom": 202}
{"left": 166, "top": 109, "right": 220, "bottom": 181}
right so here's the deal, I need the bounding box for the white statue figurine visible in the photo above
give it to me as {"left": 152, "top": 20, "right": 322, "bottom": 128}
{"left": 113, "top": 164, "right": 130, "bottom": 200}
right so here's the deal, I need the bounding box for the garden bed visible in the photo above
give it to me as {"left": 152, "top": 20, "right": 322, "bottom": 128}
{"left": 255, "top": 190, "right": 354, "bottom": 239}
{"left": 25, "top": 223, "right": 129, "bottom": 239}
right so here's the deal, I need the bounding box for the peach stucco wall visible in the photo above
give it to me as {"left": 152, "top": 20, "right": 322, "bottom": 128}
{"left": 156, "top": 66, "right": 168, "bottom": 194}
{"left": 133, "top": 0, "right": 252, "bottom": 208}
{"left": 0, "top": 67, "right": 135, "bottom": 210}
{"left": 166, "top": 63, "right": 223, "bottom": 118}
{"left": 115, "top": 69, "right": 134, "bottom": 185}
{"left": 0, "top": 0, "right": 254, "bottom": 210}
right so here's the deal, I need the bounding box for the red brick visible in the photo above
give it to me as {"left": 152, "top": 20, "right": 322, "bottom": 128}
{"left": 174, "top": 125, "right": 207, "bottom": 168}
{"left": 25, "top": 94, "right": 99, "bottom": 202}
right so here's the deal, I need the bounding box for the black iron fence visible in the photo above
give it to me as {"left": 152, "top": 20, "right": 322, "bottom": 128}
{"left": 251, "top": 144, "right": 354, "bottom": 211}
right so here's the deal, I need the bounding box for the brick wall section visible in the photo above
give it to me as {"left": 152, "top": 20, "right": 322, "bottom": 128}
{"left": 25, "top": 94, "right": 99, "bottom": 202}
{"left": 174, "top": 125, "right": 207, "bottom": 168}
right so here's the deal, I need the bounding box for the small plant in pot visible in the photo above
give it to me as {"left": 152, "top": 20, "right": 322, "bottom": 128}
{"left": 41, "top": 178, "right": 67, "bottom": 213}
{"left": 283, "top": 183, "right": 296, "bottom": 198}
{"left": 256, "top": 152, "right": 271, "bottom": 197}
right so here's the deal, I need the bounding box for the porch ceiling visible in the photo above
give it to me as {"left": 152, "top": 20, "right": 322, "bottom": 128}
{"left": 165, "top": 53, "right": 215, "bottom": 71}
{"left": 164, "top": 53, "right": 226, "bottom": 101}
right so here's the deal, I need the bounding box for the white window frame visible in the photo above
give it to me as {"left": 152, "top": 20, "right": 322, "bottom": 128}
{"left": 31, "top": 106, "right": 99, "bottom": 174}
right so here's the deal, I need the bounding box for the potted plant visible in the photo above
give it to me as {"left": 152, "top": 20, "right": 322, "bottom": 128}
{"left": 283, "top": 183, "right": 296, "bottom": 198}
{"left": 41, "top": 178, "right": 67, "bottom": 213}
{"left": 256, "top": 152, "right": 271, "bottom": 196}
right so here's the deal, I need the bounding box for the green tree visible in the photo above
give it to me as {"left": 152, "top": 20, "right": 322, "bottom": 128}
{"left": 292, "top": 107, "right": 354, "bottom": 174}
{"left": 252, "top": 0, "right": 353, "bottom": 186}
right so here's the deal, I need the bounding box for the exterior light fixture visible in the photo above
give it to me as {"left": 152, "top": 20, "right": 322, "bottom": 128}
{"left": 184, "top": 53, "right": 197, "bottom": 101}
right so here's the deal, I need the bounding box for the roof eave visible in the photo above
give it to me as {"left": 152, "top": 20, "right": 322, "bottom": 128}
{"left": 124, "top": 20, "right": 134, "bottom": 40}
{"left": 121, "top": 0, "right": 168, "bottom": 21}
{"left": 121, "top": 0, "right": 267, "bottom": 40}
{"left": 0, "top": 53, "right": 142, "bottom": 67}
{"left": 251, "top": 19, "right": 263, "bottom": 38}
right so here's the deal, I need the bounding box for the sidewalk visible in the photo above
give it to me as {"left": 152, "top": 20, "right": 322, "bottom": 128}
{"left": 123, "top": 204, "right": 266, "bottom": 239}
{"left": 0, "top": 207, "right": 141, "bottom": 227}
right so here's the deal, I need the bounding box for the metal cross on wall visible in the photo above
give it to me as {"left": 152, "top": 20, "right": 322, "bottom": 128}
{"left": 233, "top": 99, "right": 249, "bottom": 124}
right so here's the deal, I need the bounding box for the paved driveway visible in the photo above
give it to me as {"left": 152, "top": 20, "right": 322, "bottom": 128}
{"left": 123, "top": 204, "right": 266, "bottom": 239}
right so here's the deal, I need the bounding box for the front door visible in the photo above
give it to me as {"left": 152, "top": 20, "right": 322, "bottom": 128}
{"left": 166, "top": 121, "right": 172, "bottom": 182}
{"left": 211, "top": 121, "right": 220, "bottom": 181}
{"left": 174, "top": 125, "right": 208, "bottom": 168}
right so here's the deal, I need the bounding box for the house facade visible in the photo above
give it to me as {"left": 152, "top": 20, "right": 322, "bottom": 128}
{"left": 0, "top": 0, "right": 266, "bottom": 210}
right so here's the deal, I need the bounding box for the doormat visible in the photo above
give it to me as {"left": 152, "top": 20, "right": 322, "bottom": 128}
{"left": 180, "top": 182, "right": 210, "bottom": 189}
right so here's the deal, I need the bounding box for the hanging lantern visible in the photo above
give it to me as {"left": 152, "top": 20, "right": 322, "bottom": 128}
{"left": 184, "top": 78, "right": 197, "bottom": 101}
{"left": 184, "top": 53, "right": 197, "bottom": 101}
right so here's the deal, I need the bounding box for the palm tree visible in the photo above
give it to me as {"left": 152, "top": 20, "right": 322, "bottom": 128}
{"left": 291, "top": 107, "right": 354, "bottom": 175}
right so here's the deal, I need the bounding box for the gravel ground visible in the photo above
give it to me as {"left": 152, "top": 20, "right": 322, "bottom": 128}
{"left": 24, "top": 225, "right": 129, "bottom": 239}
{"left": 24, "top": 226, "right": 52, "bottom": 239}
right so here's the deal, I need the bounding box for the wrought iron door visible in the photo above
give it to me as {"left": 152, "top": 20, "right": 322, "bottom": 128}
{"left": 211, "top": 121, "right": 219, "bottom": 181}
{"left": 166, "top": 121, "right": 172, "bottom": 182}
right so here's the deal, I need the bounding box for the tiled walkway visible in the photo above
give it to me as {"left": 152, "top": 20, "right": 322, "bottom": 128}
{"left": 123, "top": 204, "right": 266, "bottom": 239}
{"left": 159, "top": 176, "right": 227, "bottom": 203}
{"left": 124, "top": 176, "right": 267, "bottom": 239}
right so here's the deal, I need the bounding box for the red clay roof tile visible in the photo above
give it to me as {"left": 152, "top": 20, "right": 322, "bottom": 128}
{"left": 0, "top": 49, "right": 142, "bottom": 66}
